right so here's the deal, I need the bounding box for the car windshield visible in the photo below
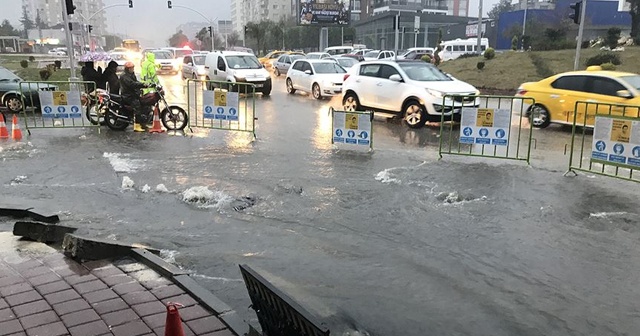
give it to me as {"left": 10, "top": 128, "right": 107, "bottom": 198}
{"left": 226, "top": 56, "right": 262, "bottom": 69}
{"left": 313, "top": 62, "right": 346, "bottom": 74}
{"left": 175, "top": 50, "right": 193, "bottom": 58}
{"left": 192, "top": 55, "right": 206, "bottom": 65}
{"left": 0, "top": 68, "right": 21, "bottom": 81}
{"left": 620, "top": 75, "right": 640, "bottom": 91}
{"left": 336, "top": 58, "right": 357, "bottom": 67}
{"left": 364, "top": 51, "right": 380, "bottom": 58}
{"left": 306, "top": 54, "right": 321, "bottom": 59}
{"left": 153, "top": 51, "right": 172, "bottom": 59}
{"left": 291, "top": 55, "right": 304, "bottom": 61}
{"left": 399, "top": 63, "right": 451, "bottom": 81}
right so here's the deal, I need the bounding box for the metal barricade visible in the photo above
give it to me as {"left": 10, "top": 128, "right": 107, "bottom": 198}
{"left": 438, "top": 95, "right": 535, "bottom": 163}
{"left": 566, "top": 101, "right": 640, "bottom": 182}
{"left": 18, "top": 80, "right": 99, "bottom": 133}
{"left": 329, "top": 108, "right": 373, "bottom": 150}
{"left": 186, "top": 79, "right": 257, "bottom": 138}
{"left": 239, "top": 264, "right": 330, "bottom": 336}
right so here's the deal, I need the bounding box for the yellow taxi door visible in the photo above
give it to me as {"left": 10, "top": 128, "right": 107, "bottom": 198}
{"left": 583, "top": 76, "right": 638, "bottom": 125}
{"left": 548, "top": 75, "right": 589, "bottom": 125}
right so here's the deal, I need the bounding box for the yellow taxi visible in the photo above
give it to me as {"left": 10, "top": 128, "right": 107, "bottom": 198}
{"left": 515, "top": 66, "right": 640, "bottom": 128}
{"left": 259, "top": 51, "right": 305, "bottom": 71}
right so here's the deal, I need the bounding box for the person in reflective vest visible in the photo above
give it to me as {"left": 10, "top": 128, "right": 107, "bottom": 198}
{"left": 140, "top": 52, "right": 159, "bottom": 94}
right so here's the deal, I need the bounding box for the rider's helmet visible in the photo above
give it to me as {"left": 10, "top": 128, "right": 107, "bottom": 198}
{"left": 124, "top": 61, "right": 135, "bottom": 69}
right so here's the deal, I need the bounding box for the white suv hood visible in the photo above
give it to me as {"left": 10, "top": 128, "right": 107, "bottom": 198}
{"left": 411, "top": 79, "right": 477, "bottom": 94}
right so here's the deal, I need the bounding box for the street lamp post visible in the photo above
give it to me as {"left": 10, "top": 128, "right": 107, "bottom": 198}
{"left": 476, "top": 0, "right": 483, "bottom": 54}
{"left": 522, "top": 0, "right": 528, "bottom": 51}
{"left": 61, "top": 1, "right": 78, "bottom": 80}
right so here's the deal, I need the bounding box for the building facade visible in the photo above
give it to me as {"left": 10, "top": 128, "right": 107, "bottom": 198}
{"left": 22, "top": 0, "right": 108, "bottom": 37}
{"left": 232, "top": 0, "right": 293, "bottom": 35}
{"left": 369, "top": 0, "right": 470, "bottom": 17}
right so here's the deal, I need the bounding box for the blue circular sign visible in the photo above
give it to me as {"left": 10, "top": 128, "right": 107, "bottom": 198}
{"left": 71, "top": 106, "right": 79, "bottom": 113}
{"left": 633, "top": 146, "right": 640, "bottom": 158}
{"left": 595, "top": 140, "right": 606, "bottom": 152}
{"left": 229, "top": 108, "right": 237, "bottom": 115}
{"left": 57, "top": 106, "right": 66, "bottom": 113}
{"left": 347, "top": 130, "right": 356, "bottom": 138}
{"left": 479, "top": 128, "right": 489, "bottom": 137}
{"left": 359, "top": 131, "right": 368, "bottom": 139}
{"left": 217, "top": 107, "right": 224, "bottom": 114}
{"left": 463, "top": 127, "right": 472, "bottom": 136}
{"left": 335, "top": 129, "right": 343, "bottom": 137}
{"left": 613, "top": 143, "right": 624, "bottom": 155}
{"left": 495, "top": 129, "right": 505, "bottom": 139}
{"left": 205, "top": 106, "right": 213, "bottom": 113}
{"left": 44, "top": 106, "right": 52, "bottom": 113}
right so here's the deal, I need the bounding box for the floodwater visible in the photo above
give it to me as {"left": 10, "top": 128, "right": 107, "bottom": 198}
{"left": 1, "top": 73, "right": 639, "bottom": 336}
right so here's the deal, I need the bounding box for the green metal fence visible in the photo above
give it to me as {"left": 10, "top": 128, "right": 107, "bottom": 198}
{"left": 329, "top": 107, "right": 374, "bottom": 150}
{"left": 186, "top": 79, "right": 257, "bottom": 138}
{"left": 438, "top": 95, "right": 535, "bottom": 163}
{"left": 18, "top": 81, "right": 99, "bottom": 134}
{"left": 565, "top": 101, "right": 640, "bottom": 182}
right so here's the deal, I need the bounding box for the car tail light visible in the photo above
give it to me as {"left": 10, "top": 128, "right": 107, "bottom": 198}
{"left": 516, "top": 88, "right": 527, "bottom": 96}
{"left": 344, "top": 74, "right": 350, "bottom": 81}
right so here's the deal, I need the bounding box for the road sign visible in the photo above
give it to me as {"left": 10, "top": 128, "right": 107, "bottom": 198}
{"left": 414, "top": 16, "right": 420, "bottom": 30}
{"left": 38, "top": 90, "right": 82, "bottom": 119}
{"left": 203, "top": 89, "right": 239, "bottom": 121}
{"left": 458, "top": 107, "right": 510, "bottom": 146}
{"left": 590, "top": 115, "right": 640, "bottom": 168}
{"left": 331, "top": 108, "right": 373, "bottom": 150}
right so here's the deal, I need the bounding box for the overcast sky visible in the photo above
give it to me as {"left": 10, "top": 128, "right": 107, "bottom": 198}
{"left": 1, "top": 0, "right": 497, "bottom": 46}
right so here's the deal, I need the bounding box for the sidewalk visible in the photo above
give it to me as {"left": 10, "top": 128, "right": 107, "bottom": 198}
{"left": 0, "top": 233, "right": 237, "bottom": 336}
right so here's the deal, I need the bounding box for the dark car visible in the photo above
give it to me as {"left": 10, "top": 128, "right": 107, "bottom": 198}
{"left": 0, "top": 66, "right": 57, "bottom": 112}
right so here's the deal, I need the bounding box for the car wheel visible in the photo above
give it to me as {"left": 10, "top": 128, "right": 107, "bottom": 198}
{"left": 286, "top": 78, "right": 296, "bottom": 94}
{"left": 403, "top": 100, "right": 427, "bottom": 129}
{"left": 274, "top": 68, "right": 280, "bottom": 77}
{"left": 3, "top": 95, "right": 23, "bottom": 113}
{"left": 342, "top": 92, "right": 361, "bottom": 112}
{"left": 312, "top": 83, "right": 322, "bottom": 100}
{"left": 528, "top": 104, "right": 551, "bottom": 128}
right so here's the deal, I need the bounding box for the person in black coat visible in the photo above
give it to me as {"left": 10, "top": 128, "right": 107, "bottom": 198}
{"left": 103, "top": 61, "right": 120, "bottom": 94}
{"left": 80, "top": 61, "right": 102, "bottom": 92}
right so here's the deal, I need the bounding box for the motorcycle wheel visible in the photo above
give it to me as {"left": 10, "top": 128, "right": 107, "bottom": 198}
{"left": 160, "top": 105, "right": 188, "bottom": 131}
{"left": 105, "top": 110, "right": 130, "bottom": 131}
{"left": 86, "top": 103, "right": 106, "bottom": 126}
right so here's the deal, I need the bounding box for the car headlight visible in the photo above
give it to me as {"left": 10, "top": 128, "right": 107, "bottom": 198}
{"left": 235, "top": 74, "right": 245, "bottom": 80}
{"left": 426, "top": 88, "right": 444, "bottom": 98}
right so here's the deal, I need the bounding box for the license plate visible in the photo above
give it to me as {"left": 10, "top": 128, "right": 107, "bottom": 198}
{"left": 255, "top": 84, "right": 264, "bottom": 88}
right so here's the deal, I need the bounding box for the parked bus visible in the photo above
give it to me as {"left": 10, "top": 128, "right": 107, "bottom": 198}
{"left": 440, "top": 38, "right": 489, "bottom": 61}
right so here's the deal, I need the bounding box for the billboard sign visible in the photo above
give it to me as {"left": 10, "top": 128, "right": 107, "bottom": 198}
{"left": 298, "top": 0, "right": 350, "bottom": 26}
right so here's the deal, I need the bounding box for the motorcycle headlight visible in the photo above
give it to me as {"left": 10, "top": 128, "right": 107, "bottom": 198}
{"left": 426, "top": 88, "right": 444, "bottom": 98}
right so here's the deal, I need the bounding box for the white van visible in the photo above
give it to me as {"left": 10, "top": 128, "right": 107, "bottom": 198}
{"left": 440, "top": 38, "right": 489, "bottom": 61}
{"left": 204, "top": 51, "right": 272, "bottom": 96}
{"left": 324, "top": 46, "right": 354, "bottom": 56}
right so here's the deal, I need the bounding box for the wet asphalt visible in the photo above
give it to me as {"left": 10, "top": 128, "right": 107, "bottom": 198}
{"left": 1, "top": 72, "right": 639, "bottom": 336}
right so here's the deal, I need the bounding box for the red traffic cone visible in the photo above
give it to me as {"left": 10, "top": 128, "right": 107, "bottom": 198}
{"left": 148, "top": 107, "right": 165, "bottom": 133}
{"left": 164, "top": 303, "right": 185, "bottom": 336}
{"left": 0, "top": 114, "right": 9, "bottom": 139}
{"left": 11, "top": 114, "right": 22, "bottom": 141}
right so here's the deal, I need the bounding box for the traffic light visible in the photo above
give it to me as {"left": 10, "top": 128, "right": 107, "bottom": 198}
{"left": 65, "top": 0, "right": 76, "bottom": 15}
{"left": 244, "top": 26, "right": 249, "bottom": 34}
{"left": 207, "top": 26, "right": 212, "bottom": 34}
{"left": 128, "top": 0, "right": 133, "bottom": 8}
{"left": 569, "top": 1, "right": 582, "bottom": 25}
{"left": 88, "top": 25, "right": 93, "bottom": 33}
{"left": 167, "top": 1, "right": 172, "bottom": 9}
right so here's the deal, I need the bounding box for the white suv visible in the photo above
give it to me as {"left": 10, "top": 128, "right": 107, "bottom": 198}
{"left": 342, "top": 60, "right": 479, "bottom": 128}
{"left": 204, "top": 51, "right": 272, "bottom": 96}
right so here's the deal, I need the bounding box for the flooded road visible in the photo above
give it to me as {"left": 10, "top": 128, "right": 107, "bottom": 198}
{"left": 2, "top": 73, "right": 639, "bottom": 336}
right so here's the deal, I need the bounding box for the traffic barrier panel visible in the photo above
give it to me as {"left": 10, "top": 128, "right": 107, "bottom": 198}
{"left": 438, "top": 95, "right": 535, "bottom": 163}
{"left": 565, "top": 101, "right": 640, "bottom": 182}
{"left": 18, "top": 81, "right": 99, "bottom": 134}
{"left": 186, "top": 79, "right": 256, "bottom": 138}
{"left": 330, "top": 107, "right": 373, "bottom": 151}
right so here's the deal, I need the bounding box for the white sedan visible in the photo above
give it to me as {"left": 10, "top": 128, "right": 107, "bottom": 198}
{"left": 286, "top": 59, "right": 347, "bottom": 100}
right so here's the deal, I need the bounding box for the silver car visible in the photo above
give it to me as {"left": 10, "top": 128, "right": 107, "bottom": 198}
{"left": 273, "top": 54, "right": 304, "bottom": 77}
{"left": 181, "top": 54, "right": 207, "bottom": 80}
{"left": 329, "top": 57, "right": 358, "bottom": 70}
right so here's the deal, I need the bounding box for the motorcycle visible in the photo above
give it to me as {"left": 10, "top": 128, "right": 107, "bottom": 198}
{"left": 103, "top": 85, "right": 188, "bottom": 131}
{"left": 84, "top": 89, "right": 110, "bottom": 126}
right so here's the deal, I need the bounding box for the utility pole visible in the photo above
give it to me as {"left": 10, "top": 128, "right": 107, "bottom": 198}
{"left": 573, "top": 0, "right": 587, "bottom": 70}
{"left": 37, "top": 8, "right": 43, "bottom": 53}
{"left": 476, "top": 0, "right": 483, "bottom": 54}
{"left": 62, "top": 0, "right": 77, "bottom": 80}
{"left": 522, "top": 4, "right": 527, "bottom": 51}
{"left": 394, "top": 13, "right": 399, "bottom": 60}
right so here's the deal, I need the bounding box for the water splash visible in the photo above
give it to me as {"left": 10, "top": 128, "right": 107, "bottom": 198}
{"left": 156, "top": 184, "right": 170, "bottom": 193}
{"left": 140, "top": 184, "right": 151, "bottom": 193}
{"left": 589, "top": 212, "right": 627, "bottom": 218}
{"left": 121, "top": 176, "right": 135, "bottom": 190}
{"left": 159, "top": 249, "right": 178, "bottom": 263}
{"left": 375, "top": 170, "right": 401, "bottom": 184}
{"left": 181, "top": 186, "right": 234, "bottom": 209}
{"left": 103, "top": 152, "right": 143, "bottom": 173}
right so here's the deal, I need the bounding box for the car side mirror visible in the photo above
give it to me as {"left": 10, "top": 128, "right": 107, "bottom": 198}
{"left": 304, "top": 70, "right": 312, "bottom": 75}
{"left": 617, "top": 90, "right": 633, "bottom": 99}
{"left": 389, "top": 74, "right": 403, "bottom": 82}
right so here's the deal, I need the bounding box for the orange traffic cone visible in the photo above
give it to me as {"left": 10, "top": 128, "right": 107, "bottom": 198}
{"left": 148, "top": 107, "right": 165, "bottom": 133}
{"left": 164, "top": 303, "right": 185, "bottom": 336}
{"left": 0, "top": 114, "right": 9, "bottom": 139}
{"left": 11, "top": 115, "right": 22, "bottom": 141}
